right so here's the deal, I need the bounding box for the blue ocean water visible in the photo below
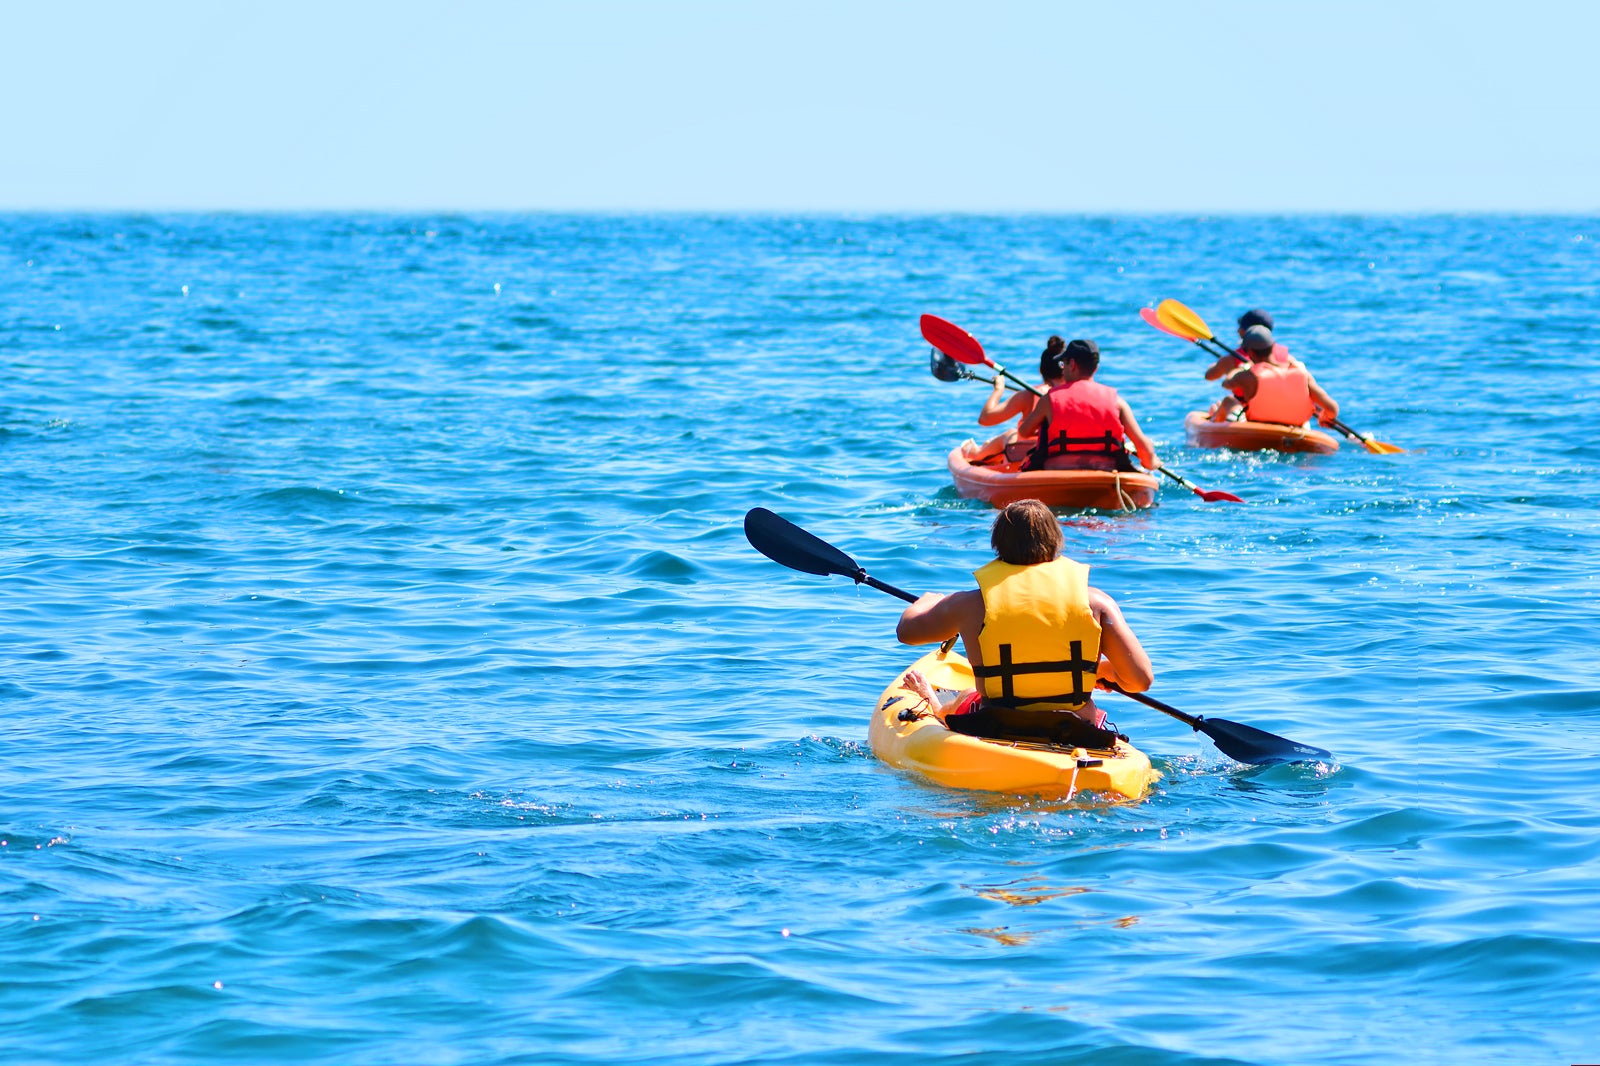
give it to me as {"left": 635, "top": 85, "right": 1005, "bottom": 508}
{"left": 1, "top": 214, "right": 1597, "bottom": 1065}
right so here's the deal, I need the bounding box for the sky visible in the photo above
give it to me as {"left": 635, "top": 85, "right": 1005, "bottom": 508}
{"left": 2, "top": 0, "right": 1596, "bottom": 212}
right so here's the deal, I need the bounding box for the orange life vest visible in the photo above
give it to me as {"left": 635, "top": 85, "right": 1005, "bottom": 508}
{"left": 1243, "top": 361, "right": 1314, "bottom": 425}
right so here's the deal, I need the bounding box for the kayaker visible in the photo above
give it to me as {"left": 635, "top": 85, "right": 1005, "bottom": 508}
{"left": 976, "top": 336, "right": 1065, "bottom": 429}
{"left": 896, "top": 499, "right": 1154, "bottom": 748}
{"left": 1210, "top": 325, "right": 1339, "bottom": 426}
{"left": 963, "top": 337, "right": 1068, "bottom": 465}
{"left": 1012, "top": 339, "right": 1159, "bottom": 473}
{"left": 1203, "top": 308, "right": 1297, "bottom": 380}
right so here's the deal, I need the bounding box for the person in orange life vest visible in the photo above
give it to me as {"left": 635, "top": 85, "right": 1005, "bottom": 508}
{"left": 1211, "top": 325, "right": 1339, "bottom": 426}
{"left": 1203, "top": 308, "right": 1297, "bottom": 380}
{"left": 965, "top": 337, "right": 1068, "bottom": 464}
{"left": 1013, "top": 339, "right": 1159, "bottom": 473}
{"left": 895, "top": 499, "right": 1155, "bottom": 747}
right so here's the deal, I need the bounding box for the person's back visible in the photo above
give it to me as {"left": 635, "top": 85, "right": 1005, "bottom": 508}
{"left": 1015, "top": 339, "right": 1160, "bottom": 472}
{"left": 1244, "top": 359, "right": 1315, "bottom": 425}
{"left": 894, "top": 500, "right": 1155, "bottom": 747}
{"left": 1212, "top": 325, "right": 1339, "bottom": 426}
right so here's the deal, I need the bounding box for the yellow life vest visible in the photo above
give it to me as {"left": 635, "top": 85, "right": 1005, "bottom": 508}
{"left": 972, "top": 556, "right": 1101, "bottom": 710}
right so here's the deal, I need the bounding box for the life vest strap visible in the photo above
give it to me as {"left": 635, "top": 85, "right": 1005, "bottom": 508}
{"left": 1024, "top": 426, "right": 1127, "bottom": 470}
{"left": 971, "top": 641, "right": 1097, "bottom": 706}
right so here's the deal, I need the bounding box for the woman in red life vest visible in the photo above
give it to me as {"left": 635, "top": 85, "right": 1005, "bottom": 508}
{"left": 1013, "top": 339, "right": 1160, "bottom": 473}
{"left": 1211, "top": 325, "right": 1340, "bottom": 426}
{"left": 1203, "top": 308, "right": 1297, "bottom": 380}
{"left": 895, "top": 499, "right": 1155, "bottom": 747}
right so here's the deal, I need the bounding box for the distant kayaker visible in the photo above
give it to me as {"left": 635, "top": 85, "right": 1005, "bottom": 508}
{"left": 1211, "top": 325, "right": 1339, "bottom": 426}
{"left": 1013, "top": 339, "right": 1159, "bottom": 473}
{"left": 963, "top": 336, "right": 1069, "bottom": 464}
{"left": 896, "top": 499, "right": 1154, "bottom": 748}
{"left": 1203, "top": 308, "right": 1297, "bottom": 380}
{"left": 977, "top": 335, "right": 1065, "bottom": 429}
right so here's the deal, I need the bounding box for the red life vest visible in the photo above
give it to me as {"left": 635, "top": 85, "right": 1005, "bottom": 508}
{"left": 1244, "top": 362, "right": 1314, "bottom": 425}
{"left": 1027, "top": 380, "right": 1125, "bottom": 468}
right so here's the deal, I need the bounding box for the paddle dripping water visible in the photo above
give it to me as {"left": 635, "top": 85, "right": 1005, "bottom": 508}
{"left": 0, "top": 214, "right": 1598, "bottom": 1064}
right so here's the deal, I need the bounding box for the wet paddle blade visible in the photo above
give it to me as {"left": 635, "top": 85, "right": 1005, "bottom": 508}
{"left": 1363, "top": 437, "right": 1405, "bottom": 455}
{"left": 1156, "top": 299, "right": 1214, "bottom": 342}
{"left": 744, "top": 508, "right": 862, "bottom": 579}
{"left": 1199, "top": 717, "right": 1333, "bottom": 766}
{"left": 919, "top": 314, "right": 988, "bottom": 365}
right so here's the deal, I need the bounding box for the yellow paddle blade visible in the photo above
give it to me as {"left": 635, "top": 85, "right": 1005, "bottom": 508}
{"left": 1156, "top": 299, "right": 1215, "bottom": 342}
{"left": 1363, "top": 437, "right": 1405, "bottom": 455}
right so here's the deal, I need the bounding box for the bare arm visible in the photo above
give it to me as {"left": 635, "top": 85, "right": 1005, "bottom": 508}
{"left": 1204, "top": 352, "right": 1244, "bottom": 381}
{"left": 1016, "top": 394, "right": 1050, "bottom": 439}
{"left": 1223, "top": 367, "right": 1258, "bottom": 403}
{"left": 1307, "top": 374, "right": 1339, "bottom": 424}
{"left": 896, "top": 589, "right": 981, "bottom": 646}
{"left": 1116, "top": 399, "right": 1159, "bottom": 471}
{"left": 1088, "top": 587, "right": 1153, "bottom": 693}
{"left": 978, "top": 382, "right": 1032, "bottom": 427}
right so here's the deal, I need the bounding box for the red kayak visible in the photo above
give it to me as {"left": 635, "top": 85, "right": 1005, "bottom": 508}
{"left": 947, "top": 439, "right": 1159, "bottom": 511}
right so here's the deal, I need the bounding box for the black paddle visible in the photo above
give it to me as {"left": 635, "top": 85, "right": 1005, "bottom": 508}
{"left": 743, "top": 506, "right": 1332, "bottom": 767}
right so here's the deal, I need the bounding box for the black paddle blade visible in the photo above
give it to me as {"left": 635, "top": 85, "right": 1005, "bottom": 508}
{"left": 1198, "top": 717, "right": 1333, "bottom": 766}
{"left": 744, "top": 508, "right": 864, "bottom": 580}
{"left": 929, "top": 348, "right": 963, "bottom": 382}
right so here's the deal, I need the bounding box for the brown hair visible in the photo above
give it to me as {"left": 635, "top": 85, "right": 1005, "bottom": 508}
{"left": 1038, "top": 335, "right": 1066, "bottom": 380}
{"left": 989, "top": 500, "right": 1062, "bottom": 566}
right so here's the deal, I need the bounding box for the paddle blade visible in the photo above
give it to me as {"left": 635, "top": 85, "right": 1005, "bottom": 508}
{"left": 744, "top": 508, "right": 863, "bottom": 580}
{"left": 1140, "top": 306, "right": 1189, "bottom": 340}
{"left": 920, "top": 314, "right": 988, "bottom": 365}
{"left": 929, "top": 348, "right": 964, "bottom": 382}
{"left": 1363, "top": 437, "right": 1405, "bottom": 455}
{"left": 1156, "top": 299, "right": 1214, "bottom": 342}
{"left": 1199, "top": 717, "right": 1333, "bottom": 766}
{"left": 1196, "top": 488, "right": 1246, "bottom": 504}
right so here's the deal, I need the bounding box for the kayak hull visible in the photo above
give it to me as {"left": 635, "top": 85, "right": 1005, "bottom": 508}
{"left": 947, "top": 440, "right": 1159, "bottom": 511}
{"left": 868, "top": 650, "right": 1159, "bottom": 800}
{"left": 1184, "top": 411, "right": 1339, "bottom": 454}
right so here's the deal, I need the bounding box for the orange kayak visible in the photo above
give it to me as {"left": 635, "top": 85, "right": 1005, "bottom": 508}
{"left": 1184, "top": 411, "right": 1339, "bottom": 454}
{"left": 947, "top": 439, "right": 1159, "bottom": 511}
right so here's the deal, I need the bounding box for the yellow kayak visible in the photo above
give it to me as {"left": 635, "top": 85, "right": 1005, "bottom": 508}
{"left": 867, "top": 649, "right": 1159, "bottom": 800}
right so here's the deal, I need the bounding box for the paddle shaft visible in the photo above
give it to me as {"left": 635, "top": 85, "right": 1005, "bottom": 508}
{"left": 1104, "top": 682, "right": 1201, "bottom": 729}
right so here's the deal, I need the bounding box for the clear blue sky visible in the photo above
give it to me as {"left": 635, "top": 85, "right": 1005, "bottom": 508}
{"left": 3, "top": 0, "right": 1596, "bottom": 211}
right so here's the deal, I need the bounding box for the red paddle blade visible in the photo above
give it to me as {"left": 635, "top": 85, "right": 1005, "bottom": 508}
{"left": 1140, "top": 306, "right": 1188, "bottom": 340}
{"left": 919, "top": 314, "right": 988, "bottom": 366}
{"left": 1197, "top": 488, "right": 1245, "bottom": 504}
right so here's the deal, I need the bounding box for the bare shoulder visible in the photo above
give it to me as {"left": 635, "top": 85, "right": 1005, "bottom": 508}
{"left": 1086, "top": 586, "right": 1126, "bottom": 624}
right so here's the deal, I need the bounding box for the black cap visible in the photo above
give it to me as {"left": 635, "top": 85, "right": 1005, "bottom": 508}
{"left": 1061, "top": 338, "right": 1099, "bottom": 362}
{"left": 1238, "top": 309, "right": 1274, "bottom": 331}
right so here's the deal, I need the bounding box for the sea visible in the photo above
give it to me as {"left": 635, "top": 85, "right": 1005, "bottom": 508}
{"left": 1, "top": 214, "right": 1596, "bottom": 1065}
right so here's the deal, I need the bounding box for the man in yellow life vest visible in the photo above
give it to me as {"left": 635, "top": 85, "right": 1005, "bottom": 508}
{"left": 895, "top": 499, "right": 1154, "bottom": 748}
{"left": 1211, "top": 325, "right": 1341, "bottom": 426}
